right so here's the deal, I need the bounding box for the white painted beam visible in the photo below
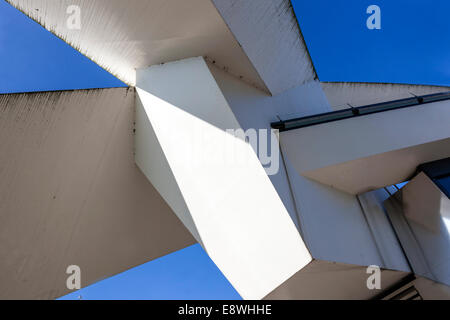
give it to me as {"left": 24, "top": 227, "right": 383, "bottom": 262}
{"left": 7, "top": 0, "right": 318, "bottom": 95}
{"left": 265, "top": 260, "right": 408, "bottom": 300}
{"left": 0, "top": 88, "right": 195, "bottom": 299}
{"left": 135, "top": 57, "right": 312, "bottom": 300}
{"left": 6, "top": 0, "right": 267, "bottom": 91}
{"left": 212, "top": 0, "right": 317, "bottom": 95}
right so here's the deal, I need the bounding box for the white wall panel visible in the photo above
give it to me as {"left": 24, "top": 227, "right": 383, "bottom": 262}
{"left": 135, "top": 57, "right": 311, "bottom": 300}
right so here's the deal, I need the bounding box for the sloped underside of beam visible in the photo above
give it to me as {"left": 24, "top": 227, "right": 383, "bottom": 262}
{"left": 322, "top": 82, "right": 450, "bottom": 110}
{"left": 212, "top": 0, "right": 317, "bottom": 94}
{"left": 0, "top": 88, "right": 195, "bottom": 299}
{"left": 6, "top": 0, "right": 318, "bottom": 95}
{"left": 6, "top": 0, "right": 267, "bottom": 91}
{"left": 265, "top": 259, "right": 409, "bottom": 300}
{"left": 135, "top": 57, "right": 312, "bottom": 300}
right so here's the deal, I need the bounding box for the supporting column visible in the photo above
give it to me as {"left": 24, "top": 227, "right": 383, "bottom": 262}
{"left": 134, "top": 57, "right": 311, "bottom": 299}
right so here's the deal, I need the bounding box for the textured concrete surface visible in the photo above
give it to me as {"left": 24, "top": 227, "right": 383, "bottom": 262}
{"left": 0, "top": 88, "right": 195, "bottom": 299}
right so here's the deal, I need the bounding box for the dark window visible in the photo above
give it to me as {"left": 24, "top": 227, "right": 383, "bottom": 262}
{"left": 435, "top": 175, "right": 450, "bottom": 198}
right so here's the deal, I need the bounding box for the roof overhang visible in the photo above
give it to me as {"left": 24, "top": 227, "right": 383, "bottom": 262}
{"left": 6, "top": 0, "right": 316, "bottom": 95}
{"left": 279, "top": 98, "right": 450, "bottom": 194}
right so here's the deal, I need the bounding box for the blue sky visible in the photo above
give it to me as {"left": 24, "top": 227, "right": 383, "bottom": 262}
{"left": 1, "top": 0, "right": 449, "bottom": 300}
{"left": 60, "top": 244, "right": 240, "bottom": 300}
{"left": 292, "top": 0, "right": 450, "bottom": 86}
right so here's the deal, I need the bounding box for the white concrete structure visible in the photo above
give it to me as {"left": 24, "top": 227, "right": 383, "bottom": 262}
{"left": 0, "top": 88, "right": 195, "bottom": 299}
{"left": 135, "top": 57, "right": 311, "bottom": 299}
{"left": 1, "top": 0, "right": 450, "bottom": 300}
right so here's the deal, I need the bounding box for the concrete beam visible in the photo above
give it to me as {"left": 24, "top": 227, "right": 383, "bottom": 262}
{"left": 212, "top": 0, "right": 317, "bottom": 94}
{"left": 135, "top": 57, "right": 312, "bottom": 299}
{"left": 206, "top": 62, "right": 404, "bottom": 278}
{"left": 0, "top": 88, "right": 195, "bottom": 299}
{"left": 280, "top": 100, "right": 450, "bottom": 194}
{"left": 6, "top": 0, "right": 267, "bottom": 91}
{"left": 7, "top": 0, "right": 318, "bottom": 95}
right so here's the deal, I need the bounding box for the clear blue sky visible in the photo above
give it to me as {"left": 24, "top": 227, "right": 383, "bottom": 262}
{"left": 293, "top": 0, "right": 450, "bottom": 86}
{"left": 60, "top": 244, "right": 240, "bottom": 300}
{"left": 1, "top": 0, "right": 449, "bottom": 300}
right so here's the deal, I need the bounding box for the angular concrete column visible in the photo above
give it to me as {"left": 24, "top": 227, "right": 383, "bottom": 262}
{"left": 135, "top": 57, "right": 311, "bottom": 299}
{"left": 384, "top": 172, "right": 450, "bottom": 286}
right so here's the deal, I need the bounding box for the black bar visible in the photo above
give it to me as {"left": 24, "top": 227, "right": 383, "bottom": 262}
{"left": 271, "top": 91, "right": 450, "bottom": 132}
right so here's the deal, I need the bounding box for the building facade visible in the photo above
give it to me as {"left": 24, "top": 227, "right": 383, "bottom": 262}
{"left": 1, "top": 0, "right": 449, "bottom": 300}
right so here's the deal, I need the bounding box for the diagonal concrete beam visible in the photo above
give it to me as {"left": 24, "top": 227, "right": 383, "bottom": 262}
{"left": 6, "top": 0, "right": 318, "bottom": 95}
{"left": 212, "top": 0, "right": 317, "bottom": 95}
{"left": 5, "top": 0, "right": 267, "bottom": 91}
{"left": 0, "top": 87, "right": 195, "bottom": 299}
{"left": 135, "top": 57, "right": 312, "bottom": 299}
